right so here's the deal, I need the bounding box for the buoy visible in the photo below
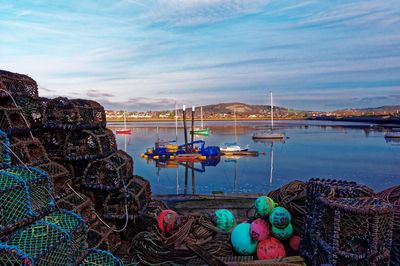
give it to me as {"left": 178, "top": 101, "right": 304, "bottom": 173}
{"left": 250, "top": 218, "right": 270, "bottom": 241}
{"left": 271, "top": 223, "right": 293, "bottom": 240}
{"left": 257, "top": 237, "right": 286, "bottom": 260}
{"left": 157, "top": 210, "right": 178, "bottom": 233}
{"left": 212, "top": 209, "right": 235, "bottom": 232}
{"left": 170, "top": 156, "right": 175, "bottom": 159}
{"left": 254, "top": 196, "right": 276, "bottom": 216}
{"left": 269, "top": 206, "right": 291, "bottom": 229}
{"left": 231, "top": 223, "right": 258, "bottom": 255}
{"left": 153, "top": 155, "right": 159, "bottom": 160}
{"left": 289, "top": 235, "right": 301, "bottom": 252}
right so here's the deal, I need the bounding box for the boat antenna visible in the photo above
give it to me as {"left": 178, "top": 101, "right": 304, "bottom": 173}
{"left": 270, "top": 91, "right": 274, "bottom": 130}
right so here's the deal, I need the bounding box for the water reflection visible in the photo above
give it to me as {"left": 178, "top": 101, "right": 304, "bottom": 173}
{"left": 112, "top": 120, "right": 400, "bottom": 194}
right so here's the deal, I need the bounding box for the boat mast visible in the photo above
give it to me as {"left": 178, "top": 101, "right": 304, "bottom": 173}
{"left": 270, "top": 91, "right": 274, "bottom": 130}
{"left": 123, "top": 111, "right": 127, "bottom": 129}
{"left": 234, "top": 108, "right": 237, "bottom": 142}
{"left": 175, "top": 102, "right": 178, "bottom": 143}
{"left": 200, "top": 106, "right": 204, "bottom": 129}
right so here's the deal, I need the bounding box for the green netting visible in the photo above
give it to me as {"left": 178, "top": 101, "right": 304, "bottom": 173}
{"left": 3, "top": 166, "right": 54, "bottom": 216}
{"left": 42, "top": 209, "right": 87, "bottom": 262}
{"left": 5, "top": 220, "right": 72, "bottom": 265}
{"left": 0, "top": 171, "right": 33, "bottom": 236}
{"left": 0, "top": 243, "right": 34, "bottom": 265}
{"left": 0, "top": 129, "right": 11, "bottom": 168}
{"left": 80, "top": 249, "right": 123, "bottom": 266}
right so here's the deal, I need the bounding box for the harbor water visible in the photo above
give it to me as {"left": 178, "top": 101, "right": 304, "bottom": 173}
{"left": 110, "top": 120, "right": 400, "bottom": 195}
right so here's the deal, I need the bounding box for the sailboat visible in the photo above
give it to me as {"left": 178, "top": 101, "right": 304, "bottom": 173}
{"left": 252, "top": 92, "right": 285, "bottom": 140}
{"left": 191, "top": 106, "right": 209, "bottom": 136}
{"left": 116, "top": 111, "right": 132, "bottom": 134}
{"left": 220, "top": 109, "right": 249, "bottom": 152}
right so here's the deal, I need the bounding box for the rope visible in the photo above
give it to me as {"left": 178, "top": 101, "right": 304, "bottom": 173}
{"left": 0, "top": 88, "right": 34, "bottom": 139}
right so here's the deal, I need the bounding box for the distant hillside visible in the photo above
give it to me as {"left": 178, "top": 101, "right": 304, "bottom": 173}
{"left": 177, "top": 102, "right": 288, "bottom": 115}
{"left": 336, "top": 105, "right": 400, "bottom": 114}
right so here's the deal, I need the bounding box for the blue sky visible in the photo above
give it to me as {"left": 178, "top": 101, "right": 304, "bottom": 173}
{"left": 1, "top": 0, "right": 400, "bottom": 111}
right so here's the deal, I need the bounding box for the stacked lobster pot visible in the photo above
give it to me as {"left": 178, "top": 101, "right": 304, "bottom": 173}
{"left": 37, "top": 95, "right": 151, "bottom": 253}
{"left": 0, "top": 70, "right": 71, "bottom": 198}
{"left": 300, "top": 178, "right": 394, "bottom": 266}
{"left": 0, "top": 129, "right": 123, "bottom": 265}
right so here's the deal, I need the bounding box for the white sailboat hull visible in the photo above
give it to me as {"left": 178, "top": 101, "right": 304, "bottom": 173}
{"left": 252, "top": 132, "right": 285, "bottom": 139}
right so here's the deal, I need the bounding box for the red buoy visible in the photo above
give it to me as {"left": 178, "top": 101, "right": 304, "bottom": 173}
{"left": 289, "top": 235, "right": 301, "bottom": 252}
{"left": 256, "top": 237, "right": 286, "bottom": 260}
{"left": 157, "top": 209, "right": 178, "bottom": 233}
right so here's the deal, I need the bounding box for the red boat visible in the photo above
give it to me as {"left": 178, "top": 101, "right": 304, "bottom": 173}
{"left": 116, "top": 129, "right": 132, "bottom": 135}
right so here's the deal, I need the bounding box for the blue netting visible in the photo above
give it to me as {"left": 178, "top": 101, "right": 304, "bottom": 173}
{"left": 42, "top": 209, "right": 87, "bottom": 262}
{"left": 3, "top": 166, "right": 55, "bottom": 217}
{"left": 80, "top": 249, "right": 123, "bottom": 266}
{"left": 0, "top": 171, "right": 33, "bottom": 236}
{"left": 2, "top": 220, "right": 72, "bottom": 265}
{"left": 0, "top": 129, "right": 11, "bottom": 169}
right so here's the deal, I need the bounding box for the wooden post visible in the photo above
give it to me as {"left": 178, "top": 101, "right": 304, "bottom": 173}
{"left": 191, "top": 105, "right": 195, "bottom": 149}
{"left": 183, "top": 105, "right": 188, "bottom": 153}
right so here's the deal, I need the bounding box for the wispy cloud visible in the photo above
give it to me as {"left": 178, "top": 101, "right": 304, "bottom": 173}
{"left": 0, "top": 0, "right": 399, "bottom": 111}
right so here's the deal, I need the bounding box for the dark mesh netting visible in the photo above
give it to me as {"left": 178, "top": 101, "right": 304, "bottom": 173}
{"left": 101, "top": 175, "right": 151, "bottom": 220}
{"left": 300, "top": 178, "right": 375, "bottom": 264}
{"left": 43, "top": 97, "right": 106, "bottom": 130}
{"left": 64, "top": 128, "right": 117, "bottom": 161}
{"left": 0, "top": 98, "right": 31, "bottom": 134}
{"left": 37, "top": 129, "right": 68, "bottom": 160}
{"left": 0, "top": 130, "right": 11, "bottom": 169}
{"left": 14, "top": 96, "right": 47, "bottom": 129}
{"left": 87, "top": 220, "right": 122, "bottom": 252}
{"left": 35, "top": 161, "right": 71, "bottom": 199}
{"left": 10, "top": 135, "right": 49, "bottom": 166}
{"left": 82, "top": 150, "right": 133, "bottom": 191}
{"left": 377, "top": 185, "right": 400, "bottom": 266}
{"left": 313, "top": 197, "right": 393, "bottom": 265}
{"left": 0, "top": 70, "right": 38, "bottom": 98}
{"left": 80, "top": 248, "right": 123, "bottom": 266}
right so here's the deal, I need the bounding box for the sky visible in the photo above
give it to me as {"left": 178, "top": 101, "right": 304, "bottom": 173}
{"left": 1, "top": 0, "right": 400, "bottom": 111}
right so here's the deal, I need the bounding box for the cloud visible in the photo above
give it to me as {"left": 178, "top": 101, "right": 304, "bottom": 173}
{"left": 94, "top": 96, "right": 177, "bottom": 111}
{"left": 86, "top": 89, "right": 115, "bottom": 98}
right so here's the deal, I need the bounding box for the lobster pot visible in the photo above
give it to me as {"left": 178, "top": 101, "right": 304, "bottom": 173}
{"left": 64, "top": 160, "right": 90, "bottom": 181}
{"left": 301, "top": 178, "right": 375, "bottom": 262}
{"left": 14, "top": 96, "right": 47, "bottom": 129}
{"left": 43, "top": 97, "right": 106, "bottom": 130}
{"left": 0, "top": 221, "right": 72, "bottom": 265}
{"left": 65, "top": 128, "right": 117, "bottom": 161}
{"left": 3, "top": 166, "right": 54, "bottom": 217}
{"left": 56, "top": 190, "right": 96, "bottom": 226}
{"left": 313, "top": 197, "right": 393, "bottom": 266}
{"left": 10, "top": 135, "right": 49, "bottom": 166}
{"left": 36, "top": 161, "right": 71, "bottom": 198}
{"left": 38, "top": 129, "right": 68, "bottom": 160}
{"left": 42, "top": 209, "right": 87, "bottom": 263}
{"left": 377, "top": 186, "right": 400, "bottom": 266}
{"left": 0, "top": 69, "right": 38, "bottom": 98}
{"left": 0, "top": 172, "right": 32, "bottom": 236}
{"left": 81, "top": 150, "right": 133, "bottom": 191}
{"left": 0, "top": 104, "right": 31, "bottom": 134}
{"left": 87, "top": 221, "right": 121, "bottom": 252}
{"left": 102, "top": 175, "right": 151, "bottom": 220}
{"left": 0, "top": 130, "right": 11, "bottom": 168}
{"left": 79, "top": 249, "right": 123, "bottom": 266}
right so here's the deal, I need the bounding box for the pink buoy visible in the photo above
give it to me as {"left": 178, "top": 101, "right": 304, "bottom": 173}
{"left": 250, "top": 218, "right": 270, "bottom": 241}
{"left": 157, "top": 209, "right": 178, "bottom": 233}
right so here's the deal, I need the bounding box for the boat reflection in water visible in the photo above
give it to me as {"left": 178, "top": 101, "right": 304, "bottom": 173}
{"left": 385, "top": 137, "right": 400, "bottom": 146}
{"left": 253, "top": 138, "right": 286, "bottom": 186}
{"left": 145, "top": 156, "right": 221, "bottom": 194}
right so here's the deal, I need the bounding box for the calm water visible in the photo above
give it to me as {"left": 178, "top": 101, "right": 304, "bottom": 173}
{"left": 109, "top": 120, "right": 400, "bottom": 195}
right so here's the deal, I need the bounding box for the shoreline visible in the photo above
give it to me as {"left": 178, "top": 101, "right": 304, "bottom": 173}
{"left": 106, "top": 117, "right": 304, "bottom": 123}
